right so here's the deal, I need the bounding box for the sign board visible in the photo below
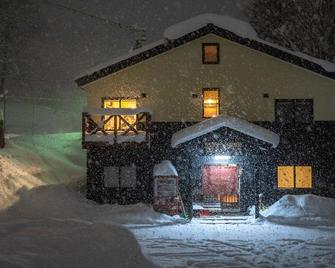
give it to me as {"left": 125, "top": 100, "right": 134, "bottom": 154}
{"left": 154, "top": 177, "right": 177, "bottom": 198}
{"left": 205, "top": 142, "right": 243, "bottom": 155}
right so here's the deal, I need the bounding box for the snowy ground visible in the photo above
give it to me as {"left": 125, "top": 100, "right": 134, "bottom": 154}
{"left": 133, "top": 219, "right": 335, "bottom": 268}
{"left": 1, "top": 182, "right": 335, "bottom": 267}
{"left": 0, "top": 133, "right": 85, "bottom": 209}
{"left": 1, "top": 134, "right": 335, "bottom": 267}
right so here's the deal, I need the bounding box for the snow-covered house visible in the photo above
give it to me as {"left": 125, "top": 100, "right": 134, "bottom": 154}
{"left": 75, "top": 14, "right": 335, "bottom": 216}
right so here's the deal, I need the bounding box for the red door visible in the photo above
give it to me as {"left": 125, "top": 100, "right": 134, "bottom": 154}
{"left": 202, "top": 165, "right": 239, "bottom": 204}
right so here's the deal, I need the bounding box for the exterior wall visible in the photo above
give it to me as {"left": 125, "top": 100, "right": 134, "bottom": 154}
{"left": 86, "top": 121, "right": 335, "bottom": 215}
{"left": 87, "top": 143, "right": 154, "bottom": 204}
{"left": 83, "top": 34, "right": 335, "bottom": 122}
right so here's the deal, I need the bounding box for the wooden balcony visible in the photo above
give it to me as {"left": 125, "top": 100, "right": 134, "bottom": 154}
{"left": 82, "top": 107, "right": 152, "bottom": 148}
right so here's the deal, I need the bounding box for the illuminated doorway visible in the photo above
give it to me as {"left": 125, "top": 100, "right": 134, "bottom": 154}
{"left": 200, "top": 164, "right": 240, "bottom": 212}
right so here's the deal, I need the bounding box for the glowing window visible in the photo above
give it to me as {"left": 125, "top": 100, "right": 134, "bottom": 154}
{"left": 203, "top": 89, "right": 219, "bottom": 118}
{"left": 278, "top": 166, "right": 294, "bottom": 189}
{"left": 295, "top": 166, "right": 312, "bottom": 188}
{"left": 103, "top": 98, "right": 137, "bottom": 130}
{"left": 277, "top": 166, "right": 312, "bottom": 189}
{"left": 202, "top": 43, "right": 220, "bottom": 64}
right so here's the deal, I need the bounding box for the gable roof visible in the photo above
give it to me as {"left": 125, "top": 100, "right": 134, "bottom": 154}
{"left": 75, "top": 14, "right": 335, "bottom": 86}
{"left": 171, "top": 114, "right": 280, "bottom": 149}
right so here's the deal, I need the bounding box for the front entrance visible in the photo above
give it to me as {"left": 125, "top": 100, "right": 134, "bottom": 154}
{"left": 194, "top": 164, "right": 240, "bottom": 214}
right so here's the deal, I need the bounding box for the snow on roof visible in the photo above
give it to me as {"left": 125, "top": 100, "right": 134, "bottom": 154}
{"left": 75, "top": 39, "right": 165, "bottom": 80}
{"left": 164, "top": 13, "right": 257, "bottom": 40}
{"left": 76, "top": 13, "right": 335, "bottom": 83}
{"left": 83, "top": 106, "right": 153, "bottom": 116}
{"left": 153, "top": 160, "right": 178, "bottom": 177}
{"left": 171, "top": 115, "right": 280, "bottom": 148}
{"left": 164, "top": 13, "right": 335, "bottom": 73}
{"left": 258, "top": 39, "right": 335, "bottom": 73}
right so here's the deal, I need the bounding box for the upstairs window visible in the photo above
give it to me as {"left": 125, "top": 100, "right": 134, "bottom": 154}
{"left": 275, "top": 99, "right": 313, "bottom": 124}
{"left": 202, "top": 43, "right": 220, "bottom": 64}
{"left": 103, "top": 98, "right": 137, "bottom": 130}
{"left": 203, "top": 89, "right": 220, "bottom": 118}
{"left": 277, "top": 166, "right": 312, "bottom": 189}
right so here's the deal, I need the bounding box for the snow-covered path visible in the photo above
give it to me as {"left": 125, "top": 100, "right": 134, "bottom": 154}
{"left": 132, "top": 220, "right": 335, "bottom": 268}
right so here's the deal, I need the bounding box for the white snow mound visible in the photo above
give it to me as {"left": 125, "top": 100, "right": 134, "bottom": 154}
{"left": 164, "top": 13, "right": 257, "bottom": 40}
{"left": 262, "top": 194, "right": 335, "bottom": 226}
{"left": 153, "top": 160, "right": 178, "bottom": 177}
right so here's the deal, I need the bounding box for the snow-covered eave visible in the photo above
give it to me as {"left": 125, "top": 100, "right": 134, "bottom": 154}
{"left": 75, "top": 39, "right": 166, "bottom": 85}
{"left": 171, "top": 115, "right": 280, "bottom": 149}
{"left": 75, "top": 13, "right": 335, "bottom": 86}
{"left": 153, "top": 160, "right": 178, "bottom": 177}
{"left": 164, "top": 14, "right": 335, "bottom": 74}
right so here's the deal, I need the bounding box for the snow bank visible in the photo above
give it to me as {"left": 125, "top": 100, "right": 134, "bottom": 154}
{"left": 0, "top": 132, "right": 180, "bottom": 267}
{"left": 262, "top": 194, "right": 335, "bottom": 226}
{"left": 1, "top": 182, "right": 180, "bottom": 226}
{"left": 0, "top": 217, "right": 156, "bottom": 268}
{"left": 153, "top": 160, "right": 178, "bottom": 177}
{"left": 0, "top": 133, "right": 85, "bottom": 209}
{"left": 164, "top": 13, "right": 257, "bottom": 40}
{"left": 0, "top": 183, "right": 174, "bottom": 267}
{"left": 171, "top": 114, "right": 280, "bottom": 148}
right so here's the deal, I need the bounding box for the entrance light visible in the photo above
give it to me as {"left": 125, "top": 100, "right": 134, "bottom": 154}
{"left": 213, "top": 155, "right": 231, "bottom": 161}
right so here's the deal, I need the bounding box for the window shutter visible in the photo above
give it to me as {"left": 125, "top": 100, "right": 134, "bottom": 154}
{"left": 104, "top": 166, "right": 119, "bottom": 187}
{"left": 120, "top": 165, "right": 137, "bottom": 188}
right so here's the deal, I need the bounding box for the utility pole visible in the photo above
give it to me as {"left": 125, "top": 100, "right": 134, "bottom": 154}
{"left": 0, "top": 33, "right": 9, "bottom": 149}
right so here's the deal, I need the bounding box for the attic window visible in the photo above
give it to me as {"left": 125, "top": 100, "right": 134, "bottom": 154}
{"left": 202, "top": 43, "right": 220, "bottom": 64}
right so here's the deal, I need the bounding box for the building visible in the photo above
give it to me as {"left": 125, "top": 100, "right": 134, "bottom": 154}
{"left": 75, "top": 14, "right": 335, "bottom": 217}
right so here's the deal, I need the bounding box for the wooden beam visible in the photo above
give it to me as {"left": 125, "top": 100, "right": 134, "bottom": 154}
{"left": 119, "top": 115, "right": 138, "bottom": 135}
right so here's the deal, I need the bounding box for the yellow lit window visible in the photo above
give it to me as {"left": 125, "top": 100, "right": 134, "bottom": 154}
{"left": 103, "top": 98, "right": 137, "bottom": 130}
{"left": 278, "top": 166, "right": 294, "bottom": 189}
{"left": 203, "top": 89, "right": 219, "bottom": 118}
{"left": 203, "top": 43, "right": 219, "bottom": 64}
{"left": 277, "top": 165, "right": 312, "bottom": 189}
{"left": 295, "top": 166, "right": 312, "bottom": 188}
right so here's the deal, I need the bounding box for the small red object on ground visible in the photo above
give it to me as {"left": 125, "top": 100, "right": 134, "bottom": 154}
{"left": 199, "top": 209, "right": 210, "bottom": 217}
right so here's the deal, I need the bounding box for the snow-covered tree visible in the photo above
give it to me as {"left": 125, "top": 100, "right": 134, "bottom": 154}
{"left": 249, "top": 0, "right": 335, "bottom": 62}
{"left": 0, "top": 0, "right": 41, "bottom": 147}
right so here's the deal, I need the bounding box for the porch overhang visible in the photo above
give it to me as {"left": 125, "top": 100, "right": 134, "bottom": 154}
{"left": 171, "top": 115, "right": 280, "bottom": 148}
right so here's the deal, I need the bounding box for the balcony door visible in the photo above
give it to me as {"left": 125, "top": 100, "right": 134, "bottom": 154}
{"left": 103, "top": 98, "right": 137, "bottom": 131}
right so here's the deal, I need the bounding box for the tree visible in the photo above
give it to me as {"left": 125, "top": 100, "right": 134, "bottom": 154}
{"left": 0, "top": 0, "right": 41, "bottom": 147}
{"left": 249, "top": 0, "right": 335, "bottom": 62}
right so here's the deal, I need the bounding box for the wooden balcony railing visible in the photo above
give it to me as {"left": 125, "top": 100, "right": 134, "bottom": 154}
{"left": 82, "top": 107, "right": 152, "bottom": 147}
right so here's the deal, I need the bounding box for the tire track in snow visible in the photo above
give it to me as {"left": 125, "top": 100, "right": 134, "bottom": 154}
{"left": 136, "top": 237, "right": 335, "bottom": 268}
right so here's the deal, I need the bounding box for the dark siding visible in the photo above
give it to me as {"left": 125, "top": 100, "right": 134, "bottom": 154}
{"left": 85, "top": 121, "right": 335, "bottom": 213}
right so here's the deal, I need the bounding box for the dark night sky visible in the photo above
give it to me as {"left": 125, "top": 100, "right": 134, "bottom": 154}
{"left": 3, "top": 0, "right": 248, "bottom": 132}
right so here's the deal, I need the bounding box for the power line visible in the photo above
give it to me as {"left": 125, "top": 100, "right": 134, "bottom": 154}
{"left": 7, "top": 76, "right": 71, "bottom": 84}
{"left": 42, "top": 0, "right": 145, "bottom": 34}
